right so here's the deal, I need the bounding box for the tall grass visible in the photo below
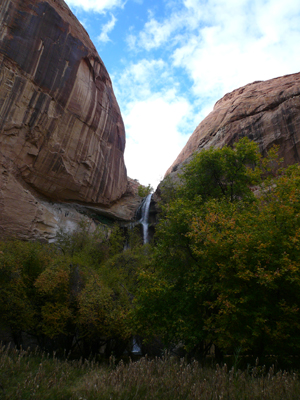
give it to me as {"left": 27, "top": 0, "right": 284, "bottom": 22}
{"left": 0, "top": 344, "right": 299, "bottom": 399}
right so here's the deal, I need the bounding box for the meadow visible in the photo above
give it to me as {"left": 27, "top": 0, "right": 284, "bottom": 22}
{"left": 1, "top": 344, "right": 300, "bottom": 400}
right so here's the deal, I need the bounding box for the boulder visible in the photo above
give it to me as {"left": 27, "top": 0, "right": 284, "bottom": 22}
{"left": 0, "top": 0, "right": 130, "bottom": 240}
{"left": 166, "top": 72, "right": 300, "bottom": 178}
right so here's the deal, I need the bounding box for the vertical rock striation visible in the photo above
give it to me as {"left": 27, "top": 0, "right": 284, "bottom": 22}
{"left": 0, "top": 0, "right": 128, "bottom": 240}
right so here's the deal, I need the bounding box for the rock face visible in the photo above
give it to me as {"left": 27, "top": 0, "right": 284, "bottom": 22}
{"left": 85, "top": 178, "right": 143, "bottom": 223}
{"left": 0, "top": 0, "right": 130, "bottom": 240}
{"left": 166, "top": 73, "right": 300, "bottom": 178}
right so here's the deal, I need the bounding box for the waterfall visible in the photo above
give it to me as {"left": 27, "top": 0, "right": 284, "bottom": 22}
{"left": 129, "top": 193, "right": 152, "bottom": 356}
{"left": 140, "top": 193, "right": 152, "bottom": 244}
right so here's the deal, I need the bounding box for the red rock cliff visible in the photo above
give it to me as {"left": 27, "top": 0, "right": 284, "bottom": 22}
{"left": 0, "top": 0, "right": 130, "bottom": 239}
{"left": 166, "top": 72, "right": 300, "bottom": 177}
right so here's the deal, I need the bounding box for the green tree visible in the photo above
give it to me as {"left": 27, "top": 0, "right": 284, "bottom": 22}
{"left": 186, "top": 167, "right": 300, "bottom": 358}
{"left": 55, "top": 220, "right": 109, "bottom": 264}
{"left": 134, "top": 138, "right": 298, "bottom": 359}
{"left": 0, "top": 221, "right": 141, "bottom": 356}
{"left": 0, "top": 241, "right": 53, "bottom": 346}
{"left": 138, "top": 184, "right": 153, "bottom": 197}
{"left": 78, "top": 247, "right": 147, "bottom": 356}
{"left": 34, "top": 257, "right": 76, "bottom": 344}
{"left": 179, "top": 137, "right": 263, "bottom": 203}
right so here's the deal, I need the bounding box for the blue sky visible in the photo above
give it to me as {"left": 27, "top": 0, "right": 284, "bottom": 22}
{"left": 65, "top": 0, "right": 300, "bottom": 189}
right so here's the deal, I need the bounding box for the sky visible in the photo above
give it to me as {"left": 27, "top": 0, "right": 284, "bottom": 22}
{"left": 65, "top": 0, "right": 300, "bottom": 190}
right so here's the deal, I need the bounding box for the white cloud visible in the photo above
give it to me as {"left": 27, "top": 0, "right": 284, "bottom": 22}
{"left": 128, "top": 0, "right": 300, "bottom": 102}
{"left": 113, "top": 58, "right": 177, "bottom": 105}
{"left": 136, "top": 18, "right": 175, "bottom": 51}
{"left": 65, "top": 0, "right": 124, "bottom": 13}
{"left": 124, "top": 96, "right": 190, "bottom": 188}
{"left": 127, "top": 9, "right": 184, "bottom": 51}
{"left": 112, "top": 59, "right": 193, "bottom": 188}
{"left": 98, "top": 14, "right": 117, "bottom": 42}
{"left": 171, "top": 0, "right": 300, "bottom": 100}
{"left": 116, "top": 0, "right": 300, "bottom": 185}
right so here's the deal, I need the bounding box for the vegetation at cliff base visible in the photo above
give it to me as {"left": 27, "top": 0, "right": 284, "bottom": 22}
{"left": 1, "top": 138, "right": 300, "bottom": 395}
{"left": 138, "top": 183, "right": 154, "bottom": 197}
{"left": 135, "top": 138, "right": 300, "bottom": 361}
{"left": 0, "top": 223, "right": 147, "bottom": 358}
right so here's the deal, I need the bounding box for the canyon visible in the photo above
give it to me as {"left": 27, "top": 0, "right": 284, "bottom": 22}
{"left": 165, "top": 73, "right": 300, "bottom": 180}
{"left": 1, "top": 0, "right": 300, "bottom": 241}
{"left": 0, "top": 0, "right": 141, "bottom": 240}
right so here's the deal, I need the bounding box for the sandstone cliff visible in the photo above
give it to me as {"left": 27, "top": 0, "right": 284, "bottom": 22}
{"left": 0, "top": 0, "right": 137, "bottom": 240}
{"left": 166, "top": 72, "right": 300, "bottom": 178}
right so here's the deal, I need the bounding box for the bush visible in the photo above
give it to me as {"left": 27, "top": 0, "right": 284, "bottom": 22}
{"left": 138, "top": 184, "right": 153, "bottom": 197}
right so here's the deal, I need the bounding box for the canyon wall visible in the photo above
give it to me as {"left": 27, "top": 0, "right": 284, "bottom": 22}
{"left": 166, "top": 72, "right": 300, "bottom": 179}
{"left": 0, "top": 0, "right": 136, "bottom": 240}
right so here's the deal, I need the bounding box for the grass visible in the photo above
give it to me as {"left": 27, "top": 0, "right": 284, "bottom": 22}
{"left": 1, "top": 344, "right": 300, "bottom": 399}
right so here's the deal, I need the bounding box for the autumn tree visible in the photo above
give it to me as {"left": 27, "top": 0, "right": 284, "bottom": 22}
{"left": 0, "top": 241, "right": 53, "bottom": 346}
{"left": 0, "top": 219, "right": 146, "bottom": 356}
{"left": 185, "top": 166, "right": 300, "bottom": 358}
{"left": 78, "top": 245, "right": 149, "bottom": 357}
{"left": 134, "top": 138, "right": 300, "bottom": 359}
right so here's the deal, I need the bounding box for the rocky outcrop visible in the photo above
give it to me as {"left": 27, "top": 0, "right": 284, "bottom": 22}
{"left": 85, "top": 178, "right": 143, "bottom": 223}
{"left": 0, "top": 0, "right": 130, "bottom": 240}
{"left": 166, "top": 72, "right": 300, "bottom": 178}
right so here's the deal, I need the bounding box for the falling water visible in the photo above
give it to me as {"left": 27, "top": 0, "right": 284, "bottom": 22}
{"left": 140, "top": 193, "right": 152, "bottom": 244}
{"left": 127, "top": 193, "right": 152, "bottom": 356}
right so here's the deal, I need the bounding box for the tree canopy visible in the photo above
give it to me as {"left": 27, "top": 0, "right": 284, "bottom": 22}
{"left": 134, "top": 138, "right": 300, "bottom": 359}
{"left": 0, "top": 222, "right": 148, "bottom": 357}
{"left": 1, "top": 138, "right": 300, "bottom": 363}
